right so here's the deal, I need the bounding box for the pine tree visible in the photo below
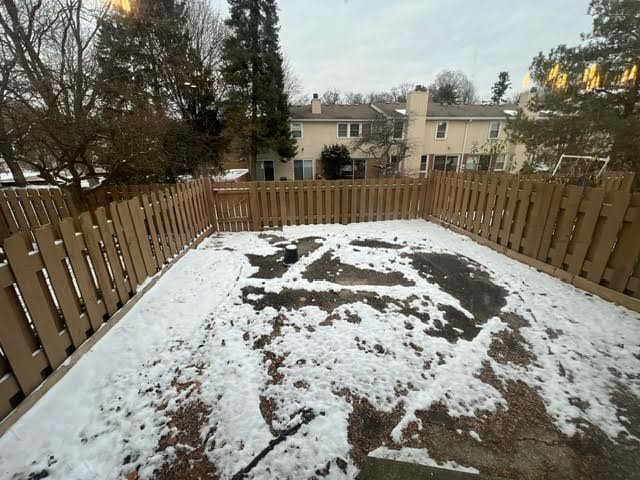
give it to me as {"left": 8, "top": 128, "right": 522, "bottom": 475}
{"left": 491, "top": 72, "right": 511, "bottom": 104}
{"left": 507, "top": 0, "right": 640, "bottom": 171}
{"left": 96, "top": 0, "right": 225, "bottom": 182}
{"left": 223, "top": 0, "right": 296, "bottom": 172}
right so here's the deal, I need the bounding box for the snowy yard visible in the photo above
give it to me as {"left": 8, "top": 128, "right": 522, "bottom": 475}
{"left": 1, "top": 219, "right": 639, "bottom": 480}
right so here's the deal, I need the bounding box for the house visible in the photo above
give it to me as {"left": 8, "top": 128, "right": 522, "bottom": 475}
{"left": 249, "top": 88, "right": 527, "bottom": 181}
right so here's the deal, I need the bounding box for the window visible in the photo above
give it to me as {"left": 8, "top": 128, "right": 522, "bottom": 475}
{"left": 341, "top": 159, "right": 367, "bottom": 179}
{"left": 435, "top": 121, "right": 448, "bottom": 139}
{"left": 465, "top": 155, "right": 479, "bottom": 171}
{"left": 433, "top": 155, "right": 458, "bottom": 171}
{"left": 420, "top": 155, "right": 428, "bottom": 172}
{"left": 393, "top": 120, "right": 404, "bottom": 139}
{"left": 294, "top": 159, "right": 313, "bottom": 180}
{"left": 478, "top": 155, "right": 492, "bottom": 171}
{"left": 362, "top": 122, "right": 371, "bottom": 137}
{"left": 337, "top": 122, "right": 363, "bottom": 138}
{"left": 290, "top": 122, "right": 303, "bottom": 139}
{"left": 489, "top": 121, "right": 500, "bottom": 139}
{"left": 256, "top": 160, "right": 275, "bottom": 181}
{"left": 494, "top": 154, "right": 507, "bottom": 171}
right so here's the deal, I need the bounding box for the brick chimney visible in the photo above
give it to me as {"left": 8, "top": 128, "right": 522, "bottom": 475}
{"left": 311, "top": 93, "right": 321, "bottom": 114}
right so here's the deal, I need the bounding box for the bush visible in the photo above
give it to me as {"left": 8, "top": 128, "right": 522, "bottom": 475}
{"left": 321, "top": 144, "right": 351, "bottom": 180}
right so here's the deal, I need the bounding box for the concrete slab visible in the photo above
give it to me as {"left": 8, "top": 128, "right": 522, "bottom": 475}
{"left": 358, "top": 457, "right": 508, "bottom": 480}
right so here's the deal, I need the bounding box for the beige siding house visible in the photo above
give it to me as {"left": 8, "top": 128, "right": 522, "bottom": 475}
{"left": 247, "top": 89, "right": 526, "bottom": 181}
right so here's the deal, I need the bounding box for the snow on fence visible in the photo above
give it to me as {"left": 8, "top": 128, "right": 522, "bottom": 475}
{"left": 0, "top": 179, "right": 212, "bottom": 423}
{"left": 429, "top": 171, "right": 640, "bottom": 304}
{"left": 0, "top": 187, "right": 77, "bottom": 246}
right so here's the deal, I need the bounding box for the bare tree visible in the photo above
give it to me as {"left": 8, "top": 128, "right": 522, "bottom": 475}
{"left": 0, "top": 39, "right": 25, "bottom": 185}
{"left": 344, "top": 91, "right": 365, "bottom": 104}
{"left": 351, "top": 115, "right": 410, "bottom": 176}
{"left": 282, "top": 56, "right": 305, "bottom": 104}
{"left": 0, "top": 0, "right": 109, "bottom": 201}
{"left": 429, "top": 69, "right": 477, "bottom": 104}
{"left": 321, "top": 88, "right": 341, "bottom": 105}
{"left": 390, "top": 82, "right": 415, "bottom": 102}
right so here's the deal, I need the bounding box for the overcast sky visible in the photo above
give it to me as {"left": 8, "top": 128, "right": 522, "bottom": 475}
{"left": 214, "top": 0, "right": 594, "bottom": 101}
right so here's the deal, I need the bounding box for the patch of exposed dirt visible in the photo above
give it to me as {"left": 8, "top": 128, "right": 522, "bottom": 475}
{"left": 151, "top": 400, "right": 217, "bottom": 480}
{"left": 347, "top": 397, "right": 405, "bottom": 466}
{"left": 259, "top": 395, "right": 279, "bottom": 434}
{"left": 488, "top": 313, "right": 535, "bottom": 366}
{"left": 350, "top": 239, "right": 403, "bottom": 250}
{"left": 242, "top": 286, "right": 401, "bottom": 314}
{"left": 303, "top": 251, "right": 414, "bottom": 286}
{"left": 408, "top": 252, "right": 507, "bottom": 322}
{"left": 247, "top": 236, "right": 324, "bottom": 279}
{"left": 426, "top": 304, "right": 481, "bottom": 342}
{"left": 395, "top": 363, "right": 640, "bottom": 480}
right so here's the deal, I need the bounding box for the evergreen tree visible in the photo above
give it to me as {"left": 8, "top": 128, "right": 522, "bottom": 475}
{"left": 507, "top": 0, "right": 640, "bottom": 171}
{"left": 96, "top": 0, "right": 225, "bottom": 182}
{"left": 223, "top": 0, "right": 296, "bottom": 173}
{"left": 491, "top": 72, "right": 511, "bottom": 104}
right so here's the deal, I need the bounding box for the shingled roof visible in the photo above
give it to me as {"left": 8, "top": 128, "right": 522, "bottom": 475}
{"left": 289, "top": 103, "right": 380, "bottom": 120}
{"left": 290, "top": 100, "right": 517, "bottom": 120}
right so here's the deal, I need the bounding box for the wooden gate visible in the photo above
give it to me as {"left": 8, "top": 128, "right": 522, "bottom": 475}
{"left": 211, "top": 182, "right": 253, "bottom": 231}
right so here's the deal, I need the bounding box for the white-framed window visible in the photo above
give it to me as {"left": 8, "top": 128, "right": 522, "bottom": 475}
{"left": 293, "top": 159, "right": 313, "bottom": 180}
{"left": 494, "top": 153, "right": 508, "bottom": 171}
{"left": 393, "top": 120, "right": 404, "bottom": 139}
{"left": 488, "top": 121, "right": 500, "bottom": 139}
{"left": 435, "top": 121, "right": 448, "bottom": 139}
{"left": 420, "top": 155, "right": 428, "bottom": 172}
{"left": 337, "top": 122, "right": 363, "bottom": 138}
{"left": 290, "top": 122, "right": 303, "bottom": 139}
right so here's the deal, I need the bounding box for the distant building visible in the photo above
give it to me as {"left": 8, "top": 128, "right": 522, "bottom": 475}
{"left": 243, "top": 89, "right": 527, "bottom": 181}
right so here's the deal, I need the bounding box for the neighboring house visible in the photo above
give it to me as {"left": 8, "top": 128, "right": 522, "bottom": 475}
{"left": 248, "top": 89, "right": 527, "bottom": 181}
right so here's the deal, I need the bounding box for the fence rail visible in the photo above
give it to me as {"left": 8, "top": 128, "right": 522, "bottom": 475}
{"left": 0, "top": 187, "right": 77, "bottom": 245}
{"left": 0, "top": 179, "right": 212, "bottom": 422}
{"left": 430, "top": 171, "right": 640, "bottom": 301}
{"left": 1, "top": 174, "right": 639, "bottom": 427}
{"left": 211, "top": 177, "right": 431, "bottom": 231}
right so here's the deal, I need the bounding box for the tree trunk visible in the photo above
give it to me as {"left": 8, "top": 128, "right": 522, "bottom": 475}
{"left": 0, "top": 121, "right": 26, "bottom": 186}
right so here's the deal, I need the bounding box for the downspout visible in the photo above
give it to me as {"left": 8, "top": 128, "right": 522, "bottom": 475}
{"left": 459, "top": 119, "right": 472, "bottom": 172}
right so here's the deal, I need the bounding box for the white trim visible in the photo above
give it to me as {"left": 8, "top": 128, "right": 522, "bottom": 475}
{"left": 488, "top": 121, "right": 501, "bottom": 140}
{"left": 494, "top": 153, "right": 508, "bottom": 171}
{"left": 293, "top": 159, "right": 314, "bottom": 180}
{"left": 435, "top": 121, "right": 448, "bottom": 140}
{"left": 290, "top": 122, "right": 303, "bottom": 139}
{"left": 291, "top": 118, "right": 376, "bottom": 122}
{"left": 427, "top": 116, "right": 507, "bottom": 121}
{"left": 337, "top": 122, "right": 365, "bottom": 138}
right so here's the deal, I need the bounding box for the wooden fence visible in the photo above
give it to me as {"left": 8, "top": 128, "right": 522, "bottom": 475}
{"left": 0, "top": 188, "right": 77, "bottom": 246}
{"left": 0, "top": 179, "right": 212, "bottom": 422}
{"left": 429, "top": 171, "right": 640, "bottom": 301}
{"left": 2, "top": 174, "right": 640, "bottom": 426}
{"left": 211, "top": 177, "right": 432, "bottom": 231}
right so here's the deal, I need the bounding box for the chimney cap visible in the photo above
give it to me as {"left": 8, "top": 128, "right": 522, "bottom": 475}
{"left": 313, "top": 93, "right": 319, "bottom": 99}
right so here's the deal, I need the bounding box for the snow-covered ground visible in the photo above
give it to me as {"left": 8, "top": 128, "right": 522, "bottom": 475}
{"left": 1, "top": 220, "right": 639, "bottom": 480}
